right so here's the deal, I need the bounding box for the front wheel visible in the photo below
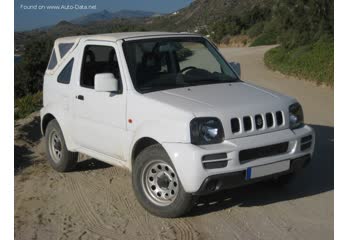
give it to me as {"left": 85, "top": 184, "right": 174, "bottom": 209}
{"left": 132, "top": 144, "right": 194, "bottom": 218}
{"left": 45, "top": 119, "right": 78, "bottom": 172}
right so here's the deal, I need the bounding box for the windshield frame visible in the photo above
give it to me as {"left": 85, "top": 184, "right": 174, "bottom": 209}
{"left": 122, "top": 36, "right": 241, "bottom": 94}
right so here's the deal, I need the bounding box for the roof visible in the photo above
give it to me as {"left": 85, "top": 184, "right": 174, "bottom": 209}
{"left": 55, "top": 31, "right": 201, "bottom": 44}
{"left": 47, "top": 32, "right": 202, "bottom": 75}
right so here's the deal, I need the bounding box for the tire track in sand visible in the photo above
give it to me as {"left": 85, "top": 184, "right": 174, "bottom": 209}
{"left": 94, "top": 166, "right": 203, "bottom": 240}
{"left": 65, "top": 174, "right": 133, "bottom": 240}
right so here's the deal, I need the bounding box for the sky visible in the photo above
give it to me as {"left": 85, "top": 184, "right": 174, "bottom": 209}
{"left": 15, "top": 0, "right": 192, "bottom": 31}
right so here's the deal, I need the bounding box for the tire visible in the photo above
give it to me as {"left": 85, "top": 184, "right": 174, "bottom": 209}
{"left": 132, "top": 144, "right": 194, "bottom": 218}
{"left": 45, "top": 119, "right": 78, "bottom": 172}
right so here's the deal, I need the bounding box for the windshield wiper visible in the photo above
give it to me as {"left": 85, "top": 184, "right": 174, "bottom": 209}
{"left": 139, "top": 84, "right": 181, "bottom": 93}
{"left": 185, "top": 79, "right": 234, "bottom": 86}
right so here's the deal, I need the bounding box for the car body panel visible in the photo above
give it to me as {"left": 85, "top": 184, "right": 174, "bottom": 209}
{"left": 40, "top": 32, "right": 315, "bottom": 194}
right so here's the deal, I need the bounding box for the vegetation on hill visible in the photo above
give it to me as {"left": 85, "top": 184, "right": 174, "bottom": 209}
{"left": 15, "top": 37, "right": 53, "bottom": 99}
{"left": 263, "top": 0, "right": 334, "bottom": 86}
{"left": 15, "top": 92, "right": 42, "bottom": 120}
{"left": 14, "top": 37, "right": 53, "bottom": 119}
{"left": 148, "top": 0, "right": 273, "bottom": 32}
{"left": 265, "top": 37, "right": 333, "bottom": 86}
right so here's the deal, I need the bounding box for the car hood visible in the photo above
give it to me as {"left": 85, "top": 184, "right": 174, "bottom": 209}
{"left": 148, "top": 82, "right": 293, "bottom": 114}
{"left": 145, "top": 82, "right": 296, "bottom": 139}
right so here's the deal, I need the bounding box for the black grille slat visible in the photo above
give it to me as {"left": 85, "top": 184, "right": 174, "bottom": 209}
{"left": 301, "top": 135, "right": 313, "bottom": 151}
{"left": 239, "top": 142, "right": 289, "bottom": 162}
{"left": 276, "top": 111, "right": 283, "bottom": 125}
{"left": 231, "top": 118, "right": 240, "bottom": 133}
{"left": 301, "top": 135, "right": 312, "bottom": 143}
{"left": 202, "top": 153, "right": 227, "bottom": 161}
{"left": 203, "top": 161, "right": 228, "bottom": 169}
{"left": 301, "top": 142, "right": 312, "bottom": 151}
{"left": 266, "top": 113, "right": 273, "bottom": 127}
{"left": 255, "top": 114, "right": 263, "bottom": 129}
{"left": 243, "top": 116, "right": 252, "bottom": 131}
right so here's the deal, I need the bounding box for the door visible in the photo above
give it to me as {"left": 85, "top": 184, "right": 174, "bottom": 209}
{"left": 72, "top": 41, "right": 127, "bottom": 160}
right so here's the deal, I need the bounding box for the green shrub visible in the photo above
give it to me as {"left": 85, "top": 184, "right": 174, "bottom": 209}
{"left": 272, "top": 0, "right": 333, "bottom": 49}
{"left": 15, "top": 38, "right": 53, "bottom": 99}
{"left": 246, "top": 22, "right": 264, "bottom": 38}
{"left": 15, "top": 92, "right": 42, "bottom": 120}
{"left": 250, "top": 31, "right": 277, "bottom": 46}
{"left": 264, "top": 37, "right": 334, "bottom": 86}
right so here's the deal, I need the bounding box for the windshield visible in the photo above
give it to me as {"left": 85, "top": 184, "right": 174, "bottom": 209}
{"left": 122, "top": 37, "right": 239, "bottom": 93}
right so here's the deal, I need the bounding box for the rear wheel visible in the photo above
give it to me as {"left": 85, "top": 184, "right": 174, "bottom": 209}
{"left": 132, "top": 144, "right": 194, "bottom": 218}
{"left": 45, "top": 119, "right": 78, "bottom": 172}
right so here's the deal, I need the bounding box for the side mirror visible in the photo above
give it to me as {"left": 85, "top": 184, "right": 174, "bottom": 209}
{"left": 229, "top": 62, "right": 241, "bottom": 78}
{"left": 94, "top": 73, "right": 118, "bottom": 92}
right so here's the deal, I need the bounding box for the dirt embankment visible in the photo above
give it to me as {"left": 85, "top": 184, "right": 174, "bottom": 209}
{"left": 15, "top": 46, "right": 333, "bottom": 240}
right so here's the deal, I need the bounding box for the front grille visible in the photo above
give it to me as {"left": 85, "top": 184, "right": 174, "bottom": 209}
{"left": 239, "top": 142, "right": 289, "bottom": 162}
{"left": 231, "top": 111, "right": 284, "bottom": 134}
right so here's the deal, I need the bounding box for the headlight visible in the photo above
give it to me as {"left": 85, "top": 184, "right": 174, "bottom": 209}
{"left": 289, "top": 103, "right": 304, "bottom": 129}
{"left": 190, "top": 117, "right": 225, "bottom": 145}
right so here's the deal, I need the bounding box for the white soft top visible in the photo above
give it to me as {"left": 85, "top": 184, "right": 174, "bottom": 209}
{"left": 56, "top": 31, "right": 199, "bottom": 42}
{"left": 47, "top": 31, "right": 200, "bottom": 74}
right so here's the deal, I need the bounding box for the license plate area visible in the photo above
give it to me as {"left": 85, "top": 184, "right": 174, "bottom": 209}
{"left": 246, "top": 160, "right": 290, "bottom": 180}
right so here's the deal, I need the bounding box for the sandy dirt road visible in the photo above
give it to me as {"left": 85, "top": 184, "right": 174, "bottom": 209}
{"left": 14, "top": 46, "right": 334, "bottom": 240}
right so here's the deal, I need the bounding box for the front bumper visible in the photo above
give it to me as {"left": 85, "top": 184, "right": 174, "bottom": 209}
{"left": 195, "top": 154, "right": 310, "bottom": 195}
{"left": 162, "top": 125, "right": 315, "bottom": 193}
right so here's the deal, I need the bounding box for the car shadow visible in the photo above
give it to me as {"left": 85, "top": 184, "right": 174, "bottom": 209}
{"left": 15, "top": 116, "right": 42, "bottom": 175}
{"left": 74, "top": 158, "right": 112, "bottom": 172}
{"left": 188, "top": 124, "right": 334, "bottom": 217}
{"left": 14, "top": 144, "right": 35, "bottom": 175}
{"left": 18, "top": 116, "right": 42, "bottom": 143}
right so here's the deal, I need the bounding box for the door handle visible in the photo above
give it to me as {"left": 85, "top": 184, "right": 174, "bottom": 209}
{"left": 76, "top": 95, "right": 84, "bottom": 101}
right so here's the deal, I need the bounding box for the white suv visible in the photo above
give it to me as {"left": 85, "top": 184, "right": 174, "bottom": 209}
{"left": 41, "top": 32, "right": 315, "bottom": 217}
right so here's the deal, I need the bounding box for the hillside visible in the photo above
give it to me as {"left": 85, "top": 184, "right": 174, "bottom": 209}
{"left": 14, "top": 18, "right": 146, "bottom": 46}
{"left": 262, "top": 0, "right": 334, "bottom": 86}
{"left": 71, "top": 9, "right": 161, "bottom": 25}
{"left": 15, "top": 0, "right": 272, "bottom": 46}
{"left": 147, "top": 0, "right": 273, "bottom": 32}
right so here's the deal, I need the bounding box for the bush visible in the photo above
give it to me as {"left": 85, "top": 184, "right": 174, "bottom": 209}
{"left": 250, "top": 20, "right": 278, "bottom": 46}
{"left": 15, "top": 92, "right": 42, "bottom": 120}
{"left": 221, "top": 35, "right": 233, "bottom": 45}
{"left": 272, "top": 0, "right": 333, "bottom": 49}
{"left": 264, "top": 37, "right": 334, "bottom": 86}
{"left": 14, "top": 63, "right": 30, "bottom": 99}
{"left": 250, "top": 31, "right": 277, "bottom": 46}
{"left": 246, "top": 22, "right": 264, "bottom": 38}
{"left": 15, "top": 37, "right": 53, "bottom": 99}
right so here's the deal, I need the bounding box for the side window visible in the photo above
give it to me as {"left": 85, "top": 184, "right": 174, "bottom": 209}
{"left": 57, "top": 58, "right": 74, "bottom": 84}
{"left": 80, "top": 45, "right": 122, "bottom": 91}
{"left": 47, "top": 49, "right": 57, "bottom": 70}
{"left": 58, "top": 43, "right": 74, "bottom": 58}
